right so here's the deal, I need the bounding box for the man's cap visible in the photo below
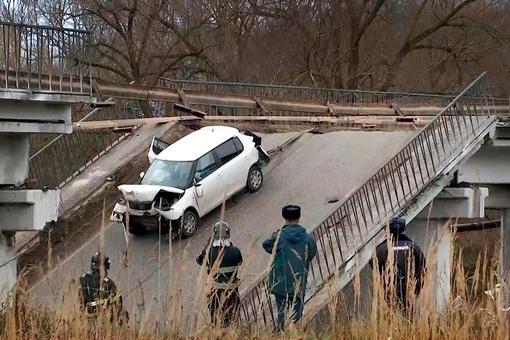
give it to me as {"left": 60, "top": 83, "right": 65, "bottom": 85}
{"left": 282, "top": 204, "right": 301, "bottom": 220}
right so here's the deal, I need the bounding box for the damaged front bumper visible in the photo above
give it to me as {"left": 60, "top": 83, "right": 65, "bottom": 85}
{"left": 109, "top": 198, "right": 184, "bottom": 227}
{"left": 109, "top": 199, "right": 159, "bottom": 223}
{"left": 110, "top": 184, "right": 185, "bottom": 226}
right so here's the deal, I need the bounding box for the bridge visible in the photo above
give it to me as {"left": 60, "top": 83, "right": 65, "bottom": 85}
{"left": 1, "top": 22, "right": 510, "bottom": 334}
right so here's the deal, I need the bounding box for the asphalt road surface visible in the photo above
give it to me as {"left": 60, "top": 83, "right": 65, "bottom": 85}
{"left": 28, "top": 129, "right": 415, "bottom": 333}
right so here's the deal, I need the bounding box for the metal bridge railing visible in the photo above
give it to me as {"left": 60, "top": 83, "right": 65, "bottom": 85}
{"left": 0, "top": 22, "right": 92, "bottom": 95}
{"left": 160, "top": 77, "right": 506, "bottom": 108}
{"left": 238, "top": 72, "right": 497, "bottom": 330}
{"left": 28, "top": 99, "right": 140, "bottom": 189}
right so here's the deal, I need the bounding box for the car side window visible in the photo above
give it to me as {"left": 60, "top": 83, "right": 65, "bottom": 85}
{"left": 194, "top": 152, "right": 218, "bottom": 182}
{"left": 214, "top": 139, "right": 240, "bottom": 166}
{"left": 233, "top": 137, "right": 244, "bottom": 153}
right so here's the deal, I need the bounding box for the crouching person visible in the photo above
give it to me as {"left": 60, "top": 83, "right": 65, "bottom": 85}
{"left": 196, "top": 221, "right": 243, "bottom": 328}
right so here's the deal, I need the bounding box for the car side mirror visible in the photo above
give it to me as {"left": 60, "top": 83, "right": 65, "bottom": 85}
{"left": 194, "top": 179, "right": 204, "bottom": 198}
{"left": 139, "top": 171, "right": 145, "bottom": 179}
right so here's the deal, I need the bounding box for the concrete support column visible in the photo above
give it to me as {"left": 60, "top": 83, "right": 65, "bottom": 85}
{"left": 436, "top": 224, "right": 452, "bottom": 312}
{"left": 0, "top": 133, "right": 30, "bottom": 186}
{"left": 405, "top": 187, "right": 488, "bottom": 314}
{"left": 406, "top": 219, "right": 451, "bottom": 313}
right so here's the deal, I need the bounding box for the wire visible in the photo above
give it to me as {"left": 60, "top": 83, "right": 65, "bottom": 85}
{"left": 0, "top": 253, "right": 18, "bottom": 269}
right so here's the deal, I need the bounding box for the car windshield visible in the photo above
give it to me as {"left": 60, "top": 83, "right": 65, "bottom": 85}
{"left": 140, "top": 159, "right": 194, "bottom": 190}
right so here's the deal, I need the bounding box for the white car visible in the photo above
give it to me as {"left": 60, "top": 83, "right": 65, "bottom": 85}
{"left": 110, "top": 126, "right": 271, "bottom": 238}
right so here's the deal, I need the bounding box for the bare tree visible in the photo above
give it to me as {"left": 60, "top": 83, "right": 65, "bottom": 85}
{"left": 377, "top": 0, "right": 504, "bottom": 91}
{"left": 0, "top": 0, "right": 38, "bottom": 24}
{"left": 3, "top": 0, "right": 510, "bottom": 94}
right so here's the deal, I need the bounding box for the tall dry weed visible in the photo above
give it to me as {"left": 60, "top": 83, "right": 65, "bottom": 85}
{"left": 0, "top": 210, "right": 508, "bottom": 339}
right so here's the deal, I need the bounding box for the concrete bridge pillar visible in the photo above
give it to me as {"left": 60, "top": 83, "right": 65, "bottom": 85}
{"left": 406, "top": 218, "right": 451, "bottom": 313}
{"left": 406, "top": 187, "right": 489, "bottom": 313}
{"left": 0, "top": 86, "right": 95, "bottom": 307}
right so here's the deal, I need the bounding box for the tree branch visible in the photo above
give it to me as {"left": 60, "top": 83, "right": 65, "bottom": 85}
{"left": 407, "top": 0, "right": 478, "bottom": 49}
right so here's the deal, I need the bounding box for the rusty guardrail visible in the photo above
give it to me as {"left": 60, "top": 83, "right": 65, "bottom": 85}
{"left": 237, "top": 72, "right": 496, "bottom": 330}
{"left": 0, "top": 22, "right": 92, "bottom": 95}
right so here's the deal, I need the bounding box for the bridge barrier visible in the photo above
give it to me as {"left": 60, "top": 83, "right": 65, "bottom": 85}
{"left": 159, "top": 77, "right": 508, "bottom": 108}
{"left": 0, "top": 22, "right": 92, "bottom": 95}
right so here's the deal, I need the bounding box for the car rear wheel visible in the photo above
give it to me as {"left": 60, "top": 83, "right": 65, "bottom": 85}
{"left": 246, "top": 165, "right": 263, "bottom": 192}
{"left": 180, "top": 209, "right": 199, "bottom": 238}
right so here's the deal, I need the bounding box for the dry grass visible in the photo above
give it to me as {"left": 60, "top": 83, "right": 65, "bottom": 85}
{"left": 1, "top": 214, "right": 508, "bottom": 339}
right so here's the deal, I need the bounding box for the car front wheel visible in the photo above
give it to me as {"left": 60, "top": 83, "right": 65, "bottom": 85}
{"left": 246, "top": 165, "right": 263, "bottom": 192}
{"left": 180, "top": 209, "right": 199, "bottom": 238}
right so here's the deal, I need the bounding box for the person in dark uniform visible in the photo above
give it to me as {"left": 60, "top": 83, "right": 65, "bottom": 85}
{"left": 196, "top": 221, "right": 243, "bottom": 327}
{"left": 371, "top": 217, "right": 427, "bottom": 317}
{"left": 79, "top": 251, "right": 127, "bottom": 323}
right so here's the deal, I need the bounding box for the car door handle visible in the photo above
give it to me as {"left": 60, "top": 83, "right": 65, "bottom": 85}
{"left": 243, "top": 156, "right": 249, "bottom": 160}
{"left": 217, "top": 174, "right": 223, "bottom": 179}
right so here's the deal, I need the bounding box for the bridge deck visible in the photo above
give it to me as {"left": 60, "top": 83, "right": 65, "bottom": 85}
{"left": 26, "top": 129, "right": 415, "bottom": 333}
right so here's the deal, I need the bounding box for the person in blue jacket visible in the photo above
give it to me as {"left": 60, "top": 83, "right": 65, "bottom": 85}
{"left": 262, "top": 204, "right": 317, "bottom": 332}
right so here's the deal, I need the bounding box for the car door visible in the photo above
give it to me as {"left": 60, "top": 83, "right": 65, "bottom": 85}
{"left": 147, "top": 136, "right": 170, "bottom": 164}
{"left": 212, "top": 138, "right": 245, "bottom": 198}
{"left": 232, "top": 137, "right": 252, "bottom": 187}
{"left": 193, "top": 151, "right": 223, "bottom": 215}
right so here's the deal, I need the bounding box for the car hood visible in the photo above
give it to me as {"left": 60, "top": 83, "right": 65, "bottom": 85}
{"left": 118, "top": 184, "right": 184, "bottom": 202}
